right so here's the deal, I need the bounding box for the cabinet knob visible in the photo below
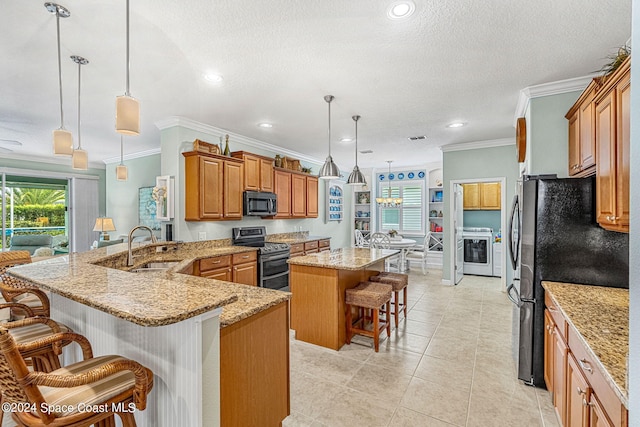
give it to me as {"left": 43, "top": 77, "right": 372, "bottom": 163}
{"left": 577, "top": 386, "right": 586, "bottom": 396}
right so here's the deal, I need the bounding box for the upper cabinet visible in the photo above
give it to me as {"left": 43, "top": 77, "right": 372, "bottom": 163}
{"left": 594, "top": 57, "right": 630, "bottom": 232}
{"left": 183, "top": 151, "right": 244, "bottom": 221}
{"left": 566, "top": 79, "right": 600, "bottom": 177}
{"left": 231, "top": 151, "right": 274, "bottom": 192}
{"left": 272, "top": 168, "right": 318, "bottom": 219}
{"left": 462, "top": 182, "right": 501, "bottom": 210}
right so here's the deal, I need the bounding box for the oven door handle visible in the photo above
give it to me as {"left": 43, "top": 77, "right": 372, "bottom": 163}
{"left": 260, "top": 253, "right": 291, "bottom": 262}
{"left": 262, "top": 270, "right": 289, "bottom": 280}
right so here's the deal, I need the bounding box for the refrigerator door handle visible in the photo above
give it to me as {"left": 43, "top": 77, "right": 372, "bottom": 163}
{"left": 508, "top": 195, "right": 520, "bottom": 270}
{"left": 507, "top": 282, "right": 523, "bottom": 307}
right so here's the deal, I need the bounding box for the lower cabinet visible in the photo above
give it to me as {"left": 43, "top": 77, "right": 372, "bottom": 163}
{"left": 290, "top": 239, "right": 331, "bottom": 257}
{"left": 194, "top": 252, "right": 257, "bottom": 286}
{"left": 545, "top": 294, "right": 627, "bottom": 427}
{"left": 220, "top": 301, "right": 290, "bottom": 427}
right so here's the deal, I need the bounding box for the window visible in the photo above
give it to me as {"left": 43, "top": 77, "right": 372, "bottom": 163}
{"left": 377, "top": 180, "right": 425, "bottom": 235}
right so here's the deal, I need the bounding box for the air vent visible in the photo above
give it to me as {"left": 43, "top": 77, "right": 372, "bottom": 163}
{"left": 359, "top": 150, "right": 373, "bottom": 154}
{"left": 408, "top": 136, "right": 427, "bottom": 141}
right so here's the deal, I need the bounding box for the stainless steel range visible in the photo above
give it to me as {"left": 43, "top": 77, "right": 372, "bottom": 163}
{"left": 232, "top": 226, "right": 290, "bottom": 292}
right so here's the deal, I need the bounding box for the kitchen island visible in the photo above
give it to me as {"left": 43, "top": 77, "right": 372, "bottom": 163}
{"left": 7, "top": 240, "right": 291, "bottom": 427}
{"left": 288, "top": 247, "right": 399, "bottom": 350}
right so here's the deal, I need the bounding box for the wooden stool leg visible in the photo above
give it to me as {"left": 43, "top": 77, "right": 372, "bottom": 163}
{"left": 373, "top": 308, "right": 380, "bottom": 352}
{"left": 346, "top": 303, "right": 353, "bottom": 344}
{"left": 403, "top": 286, "right": 408, "bottom": 319}
{"left": 394, "top": 290, "right": 399, "bottom": 327}
{"left": 385, "top": 301, "right": 391, "bottom": 337}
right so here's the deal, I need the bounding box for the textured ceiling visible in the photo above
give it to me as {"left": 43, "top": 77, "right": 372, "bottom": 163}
{"left": 0, "top": 0, "right": 631, "bottom": 170}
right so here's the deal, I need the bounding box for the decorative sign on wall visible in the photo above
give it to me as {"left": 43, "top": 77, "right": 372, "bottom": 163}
{"left": 378, "top": 169, "right": 426, "bottom": 181}
{"left": 154, "top": 175, "right": 174, "bottom": 221}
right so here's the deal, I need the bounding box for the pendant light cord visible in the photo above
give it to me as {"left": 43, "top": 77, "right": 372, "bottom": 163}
{"left": 125, "top": 0, "right": 131, "bottom": 96}
{"left": 327, "top": 99, "right": 332, "bottom": 157}
{"left": 354, "top": 118, "right": 358, "bottom": 165}
{"left": 56, "top": 12, "right": 65, "bottom": 129}
{"left": 77, "top": 60, "right": 81, "bottom": 149}
{"left": 120, "top": 136, "right": 124, "bottom": 165}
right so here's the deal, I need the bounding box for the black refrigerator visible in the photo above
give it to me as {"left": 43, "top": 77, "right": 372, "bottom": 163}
{"left": 507, "top": 175, "right": 628, "bottom": 387}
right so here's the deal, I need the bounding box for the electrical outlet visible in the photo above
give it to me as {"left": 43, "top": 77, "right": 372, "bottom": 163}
{"left": 198, "top": 231, "right": 207, "bottom": 241}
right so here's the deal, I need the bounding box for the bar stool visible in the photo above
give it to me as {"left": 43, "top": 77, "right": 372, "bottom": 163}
{"left": 369, "top": 272, "right": 409, "bottom": 327}
{"left": 345, "top": 281, "right": 392, "bottom": 352}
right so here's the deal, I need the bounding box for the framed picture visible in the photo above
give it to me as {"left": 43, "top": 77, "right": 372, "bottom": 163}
{"left": 139, "top": 187, "right": 161, "bottom": 230}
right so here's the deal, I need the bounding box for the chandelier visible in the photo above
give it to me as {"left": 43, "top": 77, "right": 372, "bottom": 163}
{"left": 376, "top": 160, "right": 402, "bottom": 207}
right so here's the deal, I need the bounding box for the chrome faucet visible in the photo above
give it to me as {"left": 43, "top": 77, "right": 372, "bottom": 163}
{"left": 127, "top": 225, "right": 157, "bottom": 266}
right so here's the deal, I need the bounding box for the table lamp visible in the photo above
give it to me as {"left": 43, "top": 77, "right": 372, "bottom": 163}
{"left": 93, "top": 217, "right": 116, "bottom": 241}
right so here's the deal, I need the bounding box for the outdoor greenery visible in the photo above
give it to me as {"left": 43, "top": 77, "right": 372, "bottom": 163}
{"left": 3, "top": 188, "right": 66, "bottom": 227}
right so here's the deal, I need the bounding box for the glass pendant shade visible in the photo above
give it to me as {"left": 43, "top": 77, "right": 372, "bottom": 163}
{"left": 72, "top": 148, "right": 88, "bottom": 170}
{"left": 116, "top": 164, "right": 128, "bottom": 181}
{"left": 53, "top": 129, "right": 73, "bottom": 155}
{"left": 116, "top": 95, "right": 140, "bottom": 135}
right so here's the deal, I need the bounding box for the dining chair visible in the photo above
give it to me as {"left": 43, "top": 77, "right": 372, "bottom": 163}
{"left": 368, "top": 232, "right": 391, "bottom": 249}
{"left": 0, "top": 251, "right": 50, "bottom": 318}
{"left": 0, "top": 325, "right": 154, "bottom": 427}
{"left": 405, "top": 232, "right": 431, "bottom": 275}
{"left": 354, "top": 230, "right": 369, "bottom": 248}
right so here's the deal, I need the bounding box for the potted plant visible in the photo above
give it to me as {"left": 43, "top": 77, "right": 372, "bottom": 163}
{"left": 388, "top": 229, "right": 398, "bottom": 238}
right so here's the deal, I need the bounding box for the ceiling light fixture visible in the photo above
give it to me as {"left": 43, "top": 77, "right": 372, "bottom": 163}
{"left": 447, "top": 122, "right": 466, "bottom": 128}
{"left": 204, "top": 73, "right": 223, "bottom": 83}
{"left": 46, "top": 2, "right": 73, "bottom": 156}
{"left": 340, "top": 137, "right": 353, "bottom": 143}
{"left": 258, "top": 122, "right": 273, "bottom": 128}
{"left": 116, "top": 135, "right": 128, "bottom": 181}
{"left": 347, "top": 115, "right": 366, "bottom": 186}
{"left": 318, "top": 95, "right": 340, "bottom": 179}
{"left": 376, "top": 161, "right": 403, "bottom": 207}
{"left": 71, "top": 55, "right": 88, "bottom": 170}
{"left": 387, "top": 1, "right": 416, "bottom": 20}
{"left": 116, "top": 0, "right": 140, "bottom": 135}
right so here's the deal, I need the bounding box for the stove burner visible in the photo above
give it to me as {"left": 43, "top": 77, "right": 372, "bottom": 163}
{"left": 260, "top": 242, "right": 290, "bottom": 254}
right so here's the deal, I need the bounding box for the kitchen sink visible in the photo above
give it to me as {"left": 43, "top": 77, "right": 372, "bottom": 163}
{"left": 129, "top": 261, "right": 180, "bottom": 273}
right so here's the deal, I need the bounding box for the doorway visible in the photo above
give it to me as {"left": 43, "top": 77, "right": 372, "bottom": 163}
{"left": 449, "top": 177, "right": 507, "bottom": 288}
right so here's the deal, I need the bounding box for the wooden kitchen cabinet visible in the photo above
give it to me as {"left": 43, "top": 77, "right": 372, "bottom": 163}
{"left": 220, "top": 301, "right": 290, "bottom": 426}
{"left": 274, "top": 169, "right": 292, "bottom": 218}
{"left": 553, "top": 325, "right": 569, "bottom": 426}
{"left": 594, "top": 59, "right": 630, "bottom": 233}
{"left": 231, "top": 151, "right": 274, "bottom": 192}
{"left": 544, "top": 310, "right": 555, "bottom": 392}
{"left": 306, "top": 176, "right": 319, "bottom": 218}
{"left": 566, "top": 354, "right": 590, "bottom": 427}
{"left": 183, "top": 151, "right": 244, "bottom": 221}
{"left": 232, "top": 251, "right": 258, "bottom": 286}
{"left": 319, "top": 238, "right": 331, "bottom": 252}
{"left": 195, "top": 252, "right": 258, "bottom": 286}
{"left": 289, "top": 243, "right": 304, "bottom": 257}
{"left": 566, "top": 79, "right": 599, "bottom": 177}
{"left": 291, "top": 173, "right": 307, "bottom": 217}
{"left": 462, "top": 182, "right": 501, "bottom": 210}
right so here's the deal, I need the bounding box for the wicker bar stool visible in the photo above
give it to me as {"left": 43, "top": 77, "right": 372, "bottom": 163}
{"left": 0, "top": 251, "right": 50, "bottom": 318}
{"left": 369, "top": 272, "right": 409, "bottom": 327}
{"left": 0, "top": 326, "right": 153, "bottom": 427}
{"left": 345, "top": 281, "right": 392, "bottom": 352}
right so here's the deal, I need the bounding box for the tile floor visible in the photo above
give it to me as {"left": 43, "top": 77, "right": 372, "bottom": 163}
{"left": 283, "top": 269, "right": 561, "bottom": 427}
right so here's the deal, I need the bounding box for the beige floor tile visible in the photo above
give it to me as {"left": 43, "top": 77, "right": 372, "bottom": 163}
{"left": 394, "top": 318, "right": 440, "bottom": 338}
{"left": 364, "top": 346, "right": 424, "bottom": 376}
{"left": 466, "top": 384, "right": 544, "bottom": 427}
{"left": 313, "top": 387, "right": 395, "bottom": 427}
{"left": 424, "top": 334, "right": 477, "bottom": 362}
{"left": 289, "top": 371, "right": 345, "bottom": 419}
{"left": 400, "top": 376, "right": 470, "bottom": 426}
{"left": 389, "top": 407, "right": 458, "bottom": 426}
{"left": 282, "top": 412, "right": 317, "bottom": 426}
{"left": 291, "top": 341, "right": 364, "bottom": 385}
{"left": 414, "top": 354, "right": 474, "bottom": 391}
{"left": 347, "top": 363, "right": 413, "bottom": 406}
{"left": 384, "top": 330, "right": 432, "bottom": 354}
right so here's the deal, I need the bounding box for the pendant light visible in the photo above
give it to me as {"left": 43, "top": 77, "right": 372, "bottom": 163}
{"left": 116, "top": 135, "right": 128, "bottom": 181}
{"left": 318, "top": 95, "right": 340, "bottom": 179}
{"left": 376, "top": 161, "right": 403, "bottom": 207}
{"left": 116, "top": 0, "right": 140, "bottom": 135}
{"left": 346, "top": 115, "right": 366, "bottom": 185}
{"left": 46, "top": 2, "right": 73, "bottom": 156}
{"left": 71, "top": 55, "right": 88, "bottom": 170}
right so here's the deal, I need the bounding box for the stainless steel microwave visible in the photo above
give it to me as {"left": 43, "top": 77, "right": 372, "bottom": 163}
{"left": 243, "top": 191, "right": 277, "bottom": 216}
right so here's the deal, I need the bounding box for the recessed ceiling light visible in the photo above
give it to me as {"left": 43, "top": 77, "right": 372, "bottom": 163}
{"left": 446, "top": 122, "right": 466, "bottom": 128}
{"left": 258, "top": 123, "right": 273, "bottom": 128}
{"left": 360, "top": 150, "right": 374, "bottom": 154}
{"left": 408, "top": 135, "right": 427, "bottom": 141}
{"left": 203, "top": 73, "right": 223, "bottom": 83}
{"left": 387, "top": 1, "right": 416, "bottom": 20}
{"left": 340, "top": 137, "right": 353, "bottom": 143}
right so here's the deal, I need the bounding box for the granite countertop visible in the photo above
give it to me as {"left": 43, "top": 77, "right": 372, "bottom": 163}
{"left": 542, "top": 281, "right": 628, "bottom": 407}
{"left": 288, "top": 247, "right": 398, "bottom": 270}
{"left": 7, "top": 240, "right": 290, "bottom": 328}
{"left": 266, "top": 233, "right": 331, "bottom": 244}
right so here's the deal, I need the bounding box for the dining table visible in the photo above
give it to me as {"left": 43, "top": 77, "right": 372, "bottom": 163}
{"left": 386, "top": 238, "right": 417, "bottom": 272}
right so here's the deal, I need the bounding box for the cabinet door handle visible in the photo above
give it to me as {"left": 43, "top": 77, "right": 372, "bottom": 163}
{"left": 578, "top": 358, "right": 593, "bottom": 373}
{"left": 548, "top": 306, "right": 557, "bottom": 312}
{"left": 582, "top": 398, "right": 589, "bottom": 407}
{"left": 577, "top": 386, "right": 586, "bottom": 396}
{"left": 242, "top": 255, "right": 249, "bottom": 259}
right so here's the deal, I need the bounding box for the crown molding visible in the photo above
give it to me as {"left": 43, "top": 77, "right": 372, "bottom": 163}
{"left": 0, "top": 151, "right": 105, "bottom": 170}
{"left": 103, "top": 148, "right": 162, "bottom": 165}
{"left": 513, "top": 74, "right": 597, "bottom": 125}
{"left": 440, "top": 138, "right": 514, "bottom": 153}
{"left": 155, "top": 116, "right": 325, "bottom": 165}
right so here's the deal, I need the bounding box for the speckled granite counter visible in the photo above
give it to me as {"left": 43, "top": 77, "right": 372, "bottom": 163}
{"left": 7, "top": 240, "right": 290, "bottom": 328}
{"left": 542, "top": 281, "right": 628, "bottom": 407}
{"left": 266, "top": 233, "right": 330, "bottom": 244}
{"left": 288, "top": 247, "right": 398, "bottom": 270}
